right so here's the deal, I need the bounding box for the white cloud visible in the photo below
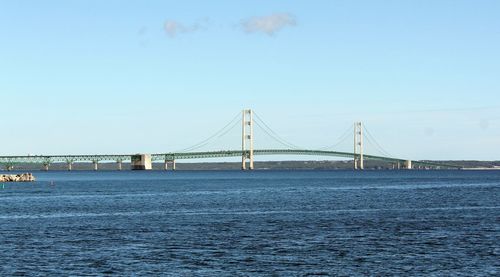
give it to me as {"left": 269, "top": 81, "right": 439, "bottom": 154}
{"left": 164, "top": 19, "right": 208, "bottom": 38}
{"left": 242, "top": 13, "right": 296, "bottom": 36}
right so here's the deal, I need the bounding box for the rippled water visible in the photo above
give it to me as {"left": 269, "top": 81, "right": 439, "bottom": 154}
{"left": 0, "top": 170, "right": 499, "bottom": 276}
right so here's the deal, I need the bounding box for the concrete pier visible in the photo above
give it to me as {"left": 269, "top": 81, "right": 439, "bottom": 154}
{"left": 404, "top": 160, "right": 412, "bottom": 169}
{"left": 131, "top": 154, "right": 152, "bottom": 170}
{"left": 163, "top": 160, "right": 176, "bottom": 171}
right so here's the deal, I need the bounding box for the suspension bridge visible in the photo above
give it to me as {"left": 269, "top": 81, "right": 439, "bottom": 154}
{"left": 0, "top": 109, "right": 461, "bottom": 171}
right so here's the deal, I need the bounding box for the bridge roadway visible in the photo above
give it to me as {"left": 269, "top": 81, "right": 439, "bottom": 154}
{"left": 0, "top": 149, "right": 461, "bottom": 169}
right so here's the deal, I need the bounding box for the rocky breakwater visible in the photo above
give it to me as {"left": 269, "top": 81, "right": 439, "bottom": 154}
{"left": 0, "top": 173, "right": 36, "bottom": 182}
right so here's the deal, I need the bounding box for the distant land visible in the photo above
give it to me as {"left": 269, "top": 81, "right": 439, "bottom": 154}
{"left": 2, "top": 160, "right": 499, "bottom": 171}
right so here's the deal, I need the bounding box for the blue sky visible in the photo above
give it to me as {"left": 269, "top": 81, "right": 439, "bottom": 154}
{"left": 0, "top": 0, "right": 499, "bottom": 160}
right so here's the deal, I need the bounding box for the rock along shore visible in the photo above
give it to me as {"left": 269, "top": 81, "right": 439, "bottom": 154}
{"left": 0, "top": 173, "right": 36, "bottom": 182}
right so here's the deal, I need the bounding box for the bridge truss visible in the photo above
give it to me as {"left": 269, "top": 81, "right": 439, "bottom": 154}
{"left": 0, "top": 149, "right": 461, "bottom": 170}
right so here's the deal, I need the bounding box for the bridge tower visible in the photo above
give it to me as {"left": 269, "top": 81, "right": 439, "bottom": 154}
{"left": 354, "top": 122, "right": 364, "bottom": 170}
{"left": 242, "top": 109, "right": 254, "bottom": 170}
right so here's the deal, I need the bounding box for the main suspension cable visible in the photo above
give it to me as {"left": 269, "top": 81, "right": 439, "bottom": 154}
{"left": 176, "top": 112, "right": 241, "bottom": 152}
{"left": 363, "top": 125, "right": 392, "bottom": 157}
{"left": 318, "top": 124, "right": 354, "bottom": 151}
{"left": 253, "top": 112, "right": 303, "bottom": 150}
{"left": 253, "top": 120, "right": 299, "bottom": 149}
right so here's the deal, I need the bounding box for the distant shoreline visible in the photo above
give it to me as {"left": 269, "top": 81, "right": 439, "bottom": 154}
{"left": 461, "top": 167, "right": 500, "bottom": 170}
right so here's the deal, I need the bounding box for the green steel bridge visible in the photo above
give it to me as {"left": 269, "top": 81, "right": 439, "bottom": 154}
{"left": 0, "top": 149, "right": 461, "bottom": 170}
{"left": 0, "top": 110, "right": 463, "bottom": 170}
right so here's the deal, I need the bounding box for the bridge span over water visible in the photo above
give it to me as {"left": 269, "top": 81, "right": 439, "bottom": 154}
{"left": 0, "top": 149, "right": 459, "bottom": 171}
{"left": 0, "top": 110, "right": 462, "bottom": 171}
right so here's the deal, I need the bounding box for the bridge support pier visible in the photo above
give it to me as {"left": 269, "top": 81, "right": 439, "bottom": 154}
{"left": 163, "top": 160, "right": 176, "bottom": 171}
{"left": 131, "top": 154, "right": 152, "bottom": 170}
{"left": 404, "top": 160, "right": 412, "bottom": 170}
{"left": 43, "top": 164, "right": 50, "bottom": 171}
{"left": 93, "top": 161, "right": 98, "bottom": 171}
{"left": 67, "top": 163, "right": 73, "bottom": 171}
{"left": 117, "top": 161, "right": 122, "bottom": 171}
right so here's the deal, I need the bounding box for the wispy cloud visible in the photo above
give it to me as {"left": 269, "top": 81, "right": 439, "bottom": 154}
{"left": 241, "top": 13, "right": 297, "bottom": 36}
{"left": 164, "top": 18, "right": 208, "bottom": 38}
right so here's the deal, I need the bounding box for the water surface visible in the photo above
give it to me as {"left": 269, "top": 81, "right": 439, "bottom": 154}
{"left": 0, "top": 170, "right": 499, "bottom": 275}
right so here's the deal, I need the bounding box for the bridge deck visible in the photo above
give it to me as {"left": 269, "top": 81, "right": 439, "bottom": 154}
{"left": 0, "top": 149, "right": 461, "bottom": 169}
